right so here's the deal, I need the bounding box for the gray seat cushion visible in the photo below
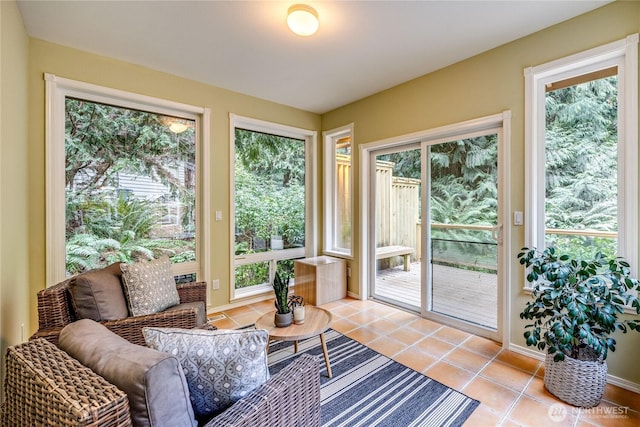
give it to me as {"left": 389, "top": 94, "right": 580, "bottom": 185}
{"left": 59, "top": 319, "right": 196, "bottom": 427}
{"left": 68, "top": 262, "right": 129, "bottom": 321}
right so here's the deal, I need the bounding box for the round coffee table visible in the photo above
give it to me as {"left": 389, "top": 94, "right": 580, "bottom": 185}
{"left": 255, "top": 306, "right": 333, "bottom": 378}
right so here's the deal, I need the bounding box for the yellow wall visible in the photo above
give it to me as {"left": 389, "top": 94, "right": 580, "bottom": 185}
{"left": 26, "top": 40, "right": 321, "bottom": 331}
{"left": 322, "top": 1, "right": 640, "bottom": 385}
{"left": 0, "top": 0, "right": 30, "bottom": 391}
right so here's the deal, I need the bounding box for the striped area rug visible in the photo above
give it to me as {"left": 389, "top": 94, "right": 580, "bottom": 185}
{"left": 267, "top": 329, "right": 479, "bottom": 427}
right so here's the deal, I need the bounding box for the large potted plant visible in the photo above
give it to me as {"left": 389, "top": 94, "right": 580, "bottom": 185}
{"left": 518, "top": 247, "right": 640, "bottom": 407}
{"left": 272, "top": 271, "right": 292, "bottom": 327}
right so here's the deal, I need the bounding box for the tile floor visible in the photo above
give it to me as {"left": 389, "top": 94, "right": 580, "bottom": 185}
{"left": 208, "top": 297, "right": 640, "bottom": 427}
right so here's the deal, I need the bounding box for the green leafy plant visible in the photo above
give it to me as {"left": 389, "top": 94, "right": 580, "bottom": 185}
{"left": 518, "top": 247, "right": 640, "bottom": 362}
{"left": 273, "top": 271, "right": 291, "bottom": 314}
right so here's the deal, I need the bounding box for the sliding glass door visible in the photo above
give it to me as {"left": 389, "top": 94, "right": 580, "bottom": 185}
{"left": 426, "top": 133, "right": 499, "bottom": 335}
{"left": 371, "top": 145, "right": 422, "bottom": 311}
{"left": 370, "top": 123, "right": 504, "bottom": 341}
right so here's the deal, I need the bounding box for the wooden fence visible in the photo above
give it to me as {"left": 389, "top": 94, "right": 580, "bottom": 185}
{"left": 337, "top": 157, "right": 420, "bottom": 268}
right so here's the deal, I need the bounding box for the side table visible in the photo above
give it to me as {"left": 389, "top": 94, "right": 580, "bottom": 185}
{"left": 294, "top": 256, "right": 346, "bottom": 305}
{"left": 255, "top": 306, "right": 333, "bottom": 378}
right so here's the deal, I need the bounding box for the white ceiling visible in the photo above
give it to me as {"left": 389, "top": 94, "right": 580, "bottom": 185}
{"left": 18, "top": 0, "right": 611, "bottom": 114}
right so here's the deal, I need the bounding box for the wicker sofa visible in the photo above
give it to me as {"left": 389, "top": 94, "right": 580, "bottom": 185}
{"left": 2, "top": 335, "right": 321, "bottom": 427}
{"left": 31, "top": 262, "right": 208, "bottom": 346}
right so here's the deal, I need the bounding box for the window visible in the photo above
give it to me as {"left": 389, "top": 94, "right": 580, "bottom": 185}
{"left": 231, "top": 115, "right": 316, "bottom": 299}
{"left": 323, "top": 124, "right": 354, "bottom": 257}
{"left": 524, "top": 34, "right": 638, "bottom": 284}
{"left": 46, "top": 74, "right": 211, "bottom": 286}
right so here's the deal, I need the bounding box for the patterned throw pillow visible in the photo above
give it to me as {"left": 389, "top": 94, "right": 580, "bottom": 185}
{"left": 143, "top": 327, "right": 270, "bottom": 418}
{"left": 120, "top": 256, "right": 180, "bottom": 316}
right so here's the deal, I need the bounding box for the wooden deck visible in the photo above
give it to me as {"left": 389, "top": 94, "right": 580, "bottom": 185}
{"left": 375, "top": 263, "right": 497, "bottom": 329}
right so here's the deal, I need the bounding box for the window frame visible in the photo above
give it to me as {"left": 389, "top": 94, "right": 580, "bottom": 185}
{"left": 229, "top": 114, "right": 317, "bottom": 300}
{"left": 323, "top": 123, "right": 354, "bottom": 258}
{"left": 45, "top": 74, "right": 211, "bottom": 286}
{"left": 523, "top": 34, "right": 639, "bottom": 288}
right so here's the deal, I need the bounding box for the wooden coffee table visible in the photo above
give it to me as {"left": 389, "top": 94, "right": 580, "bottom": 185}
{"left": 255, "top": 306, "right": 333, "bottom": 378}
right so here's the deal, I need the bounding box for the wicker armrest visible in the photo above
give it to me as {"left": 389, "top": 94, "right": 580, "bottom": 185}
{"left": 177, "top": 281, "right": 207, "bottom": 304}
{"left": 36, "top": 280, "right": 75, "bottom": 330}
{"left": 102, "top": 305, "right": 204, "bottom": 346}
{"left": 1, "top": 339, "right": 132, "bottom": 427}
{"left": 205, "top": 354, "right": 321, "bottom": 427}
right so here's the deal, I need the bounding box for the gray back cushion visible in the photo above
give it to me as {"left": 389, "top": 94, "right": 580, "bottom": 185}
{"left": 59, "top": 319, "right": 196, "bottom": 427}
{"left": 68, "top": 262, "right": 129, "bottom": 321}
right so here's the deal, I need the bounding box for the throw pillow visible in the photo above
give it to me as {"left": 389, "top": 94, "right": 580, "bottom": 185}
{"left": 68, "top": 262, "right": 129, "bottom": 321}
{"left": 120, "top": 255, "right": 180, "bottom": 316}
{"left": 143, "top": 327, "right": 270, "bottom": 419}
{"left": 59, "top": 319, "right": 197, "bottom": 427}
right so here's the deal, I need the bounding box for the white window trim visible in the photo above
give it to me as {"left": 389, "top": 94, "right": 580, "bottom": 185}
{"left": 323, "top": 123, "right": 354, "bottom": 259}
{"left": 523, "top": 34, "right": 639, "bottom": 288}
{"left": 45, "top": 73, "right": 211, "bottom": 287}
{"left": 229, "top": 114, "right": 317, "bottom": 300}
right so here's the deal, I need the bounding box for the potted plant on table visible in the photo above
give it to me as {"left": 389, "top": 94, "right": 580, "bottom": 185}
{"left": 273, "top": 271, "right": 292, "bottom": 327}
{"left": 518, "top": 247, "right": 640, "bottom": 407}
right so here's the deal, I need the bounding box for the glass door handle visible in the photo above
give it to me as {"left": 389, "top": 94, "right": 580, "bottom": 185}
{"left": 491, "top": 224, "right": 503, "bottom": 244}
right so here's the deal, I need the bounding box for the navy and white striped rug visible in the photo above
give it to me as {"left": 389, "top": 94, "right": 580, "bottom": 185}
{"left": 267, "top": 329, "right": 479, "bottom": 427}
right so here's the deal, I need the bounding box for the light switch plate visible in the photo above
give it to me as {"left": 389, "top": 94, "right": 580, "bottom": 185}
{"left": 514, "top": 211, "right": 523, "bottom": 226}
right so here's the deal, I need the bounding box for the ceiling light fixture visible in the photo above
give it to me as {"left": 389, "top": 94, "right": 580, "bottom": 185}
{"left": 287, "top": 4, "right": 319, "bottom": 36}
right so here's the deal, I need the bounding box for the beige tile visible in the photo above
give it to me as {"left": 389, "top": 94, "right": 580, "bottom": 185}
{"left": 602, "top": 383, "right": 640, "bottom": 412}
{"left": 250, "top": 299, "right": 276, "bottom": 314}
{"left": 330, "top": 317, "right": 359, "bottom": 334}
{"left": 462, "top": 403, "right": 503, "bottom": 427}
{"left": 346, "top": 327, "right": 381, "bottom": 345}
{"left": 424, "top": 361, "right": 474, "bottom": 390}
{"left": 232, "top": 311, "right": 262, "bottom": 328}
{"left": 408, "top": 317, "right": 442, "bottom": 335}
{"left": 318, "top": 300, "right": 347, "bottom": 311}
{"left": 365, "top": 303, "right": 399, "bottom": 317}
{"left": 387, "top": 327, "right": 426, "bottom": 345}
{"left": 346, "top": 310, "right": 379, "bottom": 325}
{"left": 386, "top": 309, "right": 420, "bottom": 324}
{"left": 576, "top": 419, "right": 602, "bottom": 427}
{"left": 415, "top": 336, "right": 455, "bottom": 358}
{"left": 578, "top": 401, "right": 640, "bottom": 427}
{"left": 444, "top": 347, "right": 491, "bottom": 373}
{"left": 508, "top": 395, "right": 576, "bottom": 427}
{"left": 344, "top": 299, "right": 375, "bottom": 310}
{"left": 480, "top": 360, "right": 533, "bottom": 392}
{"left": 433, "top": 325, "right": 472, "bottom": 345}
{"left": 368, "top": 318, "right": 400, "bottom": 334}
{"left": 463, "top": 376, "right": 520, "bottom": 415}
{"left": 394, "top": 347, "right": 436, "bottom": 372}
{"left": 223, "top": 305, "right": 256, "bottom": 317}
{"left": 524, "top": 376, "right": 568, "bottom": 407}
{"left": 330, "top": 304, "right": 360, "bottom": 319}
{"left": 462, "top": 335, "right": 502, "bottom": 358}
{"left": 495, "top": 349, "right": 541, "bottom": 374}
{"left": 208, "top": 317, "right": 240, "bottom": 330}
{"left": 367, "top": 336, "right": 407, "bottom": 358}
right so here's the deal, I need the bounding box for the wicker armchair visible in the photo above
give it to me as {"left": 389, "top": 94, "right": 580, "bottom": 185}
{"left": 1, "top": 339, "right": 321, "bottom": 427}
{"left": 31, "top": 279, "right": 207, "bottom": 347}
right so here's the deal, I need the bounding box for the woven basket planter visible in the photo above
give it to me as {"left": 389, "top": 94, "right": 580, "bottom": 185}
{"left": 544, "top": 353, "right": 607, "bottom": 408}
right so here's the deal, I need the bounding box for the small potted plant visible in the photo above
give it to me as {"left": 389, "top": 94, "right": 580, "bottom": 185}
{"left": 272, "top": 271, "right": 292, "bottom": 327}
{"left": 518, "top": 247, "right": 640, "bottom": 407}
